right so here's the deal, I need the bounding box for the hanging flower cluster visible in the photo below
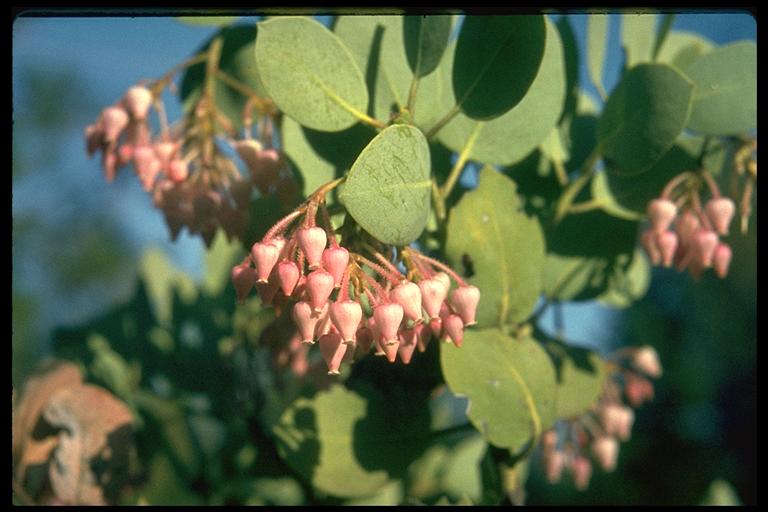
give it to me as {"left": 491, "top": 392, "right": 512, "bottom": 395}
{"left": 540, "top": 345, "right": 662, "bottom": 490}
{"left": 230, "top": 185, "right": 480, "bottom": 375}
{"left": 84, "top": 76, "right": 296, "bottom": 247}
{"left": 640, "top": 169, "right": 738, "bottom": 280}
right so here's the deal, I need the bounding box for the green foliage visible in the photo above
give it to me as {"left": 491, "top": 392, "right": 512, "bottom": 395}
{"left": 586, "top": 14, "right": 609, "bottom": 98}
{"left": 439, "top": 18, "right": 567, "bottom": 166}
{"left": 339, "top": 124, "right": 431, "bottom": 245}
{"left": 255, "top": 17, "right": 369, "bottom": 131}
{"left": 598, "top": 63, "right": 694, "bottom": 175}
{"left": 542, "top": 338, "right": 608, "bottom": 419}
{"left": 452, "top": 15, "right": 547, "bottom": 120}
{"left": 446, "top": 167, "right": 546, "bottom": 327}
{"left": 684, "top": 41, "right": 757, "bottom": 135}
{"left": 621, "top": 13, "right": 658, "bottom": 67}
{"left": 441, "top": 329, "right": 557, "bottom": 452}
{"left": 403, "top": 15, "right": 453, "bottom": 78}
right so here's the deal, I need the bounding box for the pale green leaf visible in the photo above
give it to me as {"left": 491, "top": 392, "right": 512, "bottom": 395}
{"left": 544, "top": 339, "right": 608, "bottom": 419}
{"left": 621, "top": 13, "right": 658, "bottom": 67}
{"left": 586, "top": 14, "right": 609, "bottom": 98}
{"left": 339, "top": 125, "right": 431, "bottom": 245}
{"left": 255, "top": 17, "right": 369, "bottom": 131}
{"left": 440, "top": 329, "right": 557, "bottom": 452}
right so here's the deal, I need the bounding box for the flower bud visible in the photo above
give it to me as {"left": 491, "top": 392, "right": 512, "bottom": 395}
{"left": 713, "top": 243, "right": 732, "bottom": 279}
{"left": 154, "top": 141, "right": 179, "bottom": 164}
{"left": 231, "top": 263, "right": 256, "bottom": 303}
{"left": 373, "top": 303, "right": 404, "bottom": 345}
{"left": 330, "top": 300, "right": 363, "bottom": 344}
{"left": 640, "top": 229, "right": 661, "bottom": 266}
{"left": 319, "top": 332, "right": 347, "bottom": 375}
{"left": 544, "top": 450, "right": 565, "bottom": 484}
{"left": 297, "top": 227, "right": 327, "bottom": 270}
{"left": 443, "top": 313, "right": 465, "bottom": 347}
{"left": 693, "top": 229, "right": 719, "bottom": 268}
{"left": 292, "top": 301, "right": 325, "bottom": 344}
{"left": 167, "top": 159, "right": 189, "bottom": 183}
{"left": 305, "top": 269, "right": 335, "bottom": 312}
{"left": 277, "top": 260, "right": 301, "bottom": 297}
{"left": 391, "top": 281, "right": 423, "bottom": 323}
{"left": 418, "top": 278, "right": 448, "bottom": 320}
{"left": 570, "top": 456, "right": 592, "bottom": 491}
{"left": 84, "top": 123, "right": 103, "bottom": 156}
{"left": 322, "top": 246, "right": 349, "bottom": 287}
{"left": 251, "top": 242, "right": 281, "bottom": 283}
{"left": 591, "top": 435, "right": 619, "bottom": 471}
{"left": 675, "top": 210, "right": 701, "bottom": 246}
{"left": 655, "top": 231, "right": 678, "bottom": 268}
{"left": 647, "top": 198, "right": 678, "bottom": 233}
{"left": 450, "top": 285, "right": 480, "bottom": 326}
{"left": 122, "top": 85, "right": 153, "bottom": 120}
{"left": 434, "top": 271, "right": 452, "bottom": 292}
{"left": 600, "top": 404, "right": 634, "bottom": 441}
{"left": 100, "top": 106, "right": 129, "bottom": 143}
{"left": 398, "top": 328, "right": 418, "bottom": 364}
{"left": 632, "top": 346, "right": 662, "bottom": 378}
{"left": 705, "top": 197, "right": 735, "bottom": 236}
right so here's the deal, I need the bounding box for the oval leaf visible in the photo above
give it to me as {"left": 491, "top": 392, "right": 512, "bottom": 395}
{"left": 446, "top": 167, "right": 546, "bottom": 327}
{"left": 621, "top": 13, "right": 658, "bottom": 67}
{"left": 440, "top": 329, "right": 557, "bottom": 452}
{"left": 339, "top": 125, "right": 431, "bottom": 246}
{"left": 403, "top": 15, "right": 453, "bottom": 77}
{"left": 255, "top": 17, "right": 369, "bottom": 131}
{"left": 452, "top": 15, "right": 546, "bottom": 120}
{"left": 656, "top": 30, "right": 715, "bottom": 71}
{"left": 597, "top": 248, "right": 651, "bottom": 309}
{"left": 598, "top": 63, "right": 694, "bottom": 175}
{"left": 439, "top": 18, "right": 566, "bottom": 166}
{"left": 685, "top": 41, "right": 757, "bottom": 136}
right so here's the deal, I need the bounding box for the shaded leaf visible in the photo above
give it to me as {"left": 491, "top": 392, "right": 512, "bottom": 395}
{"left": 598, "top": 63, "right": 694, "bottom": 175}
{"left": 403, "top": 15, "right": 453, "bottom": 77}
{"left": 685, "top": 41, "right": 757, "bottom": 135}
{"left": 334, "top": 15, "right": 447, "bottom": 130}
{"left": 273, "top": 384, "right": 430, "bottom": 498}
{"left": 280, "top": 116, "right": 338, "bottom": 197}
{"left": 440, "top": 329, "right": 557, "bottom": 452}
{"left": 453, "top": 15, "right": 546, "bottom": 120}
{"left": 439, "top": 19, "right": 566, "bottom": 166}
{"left": 597, "top": 248, "right": 651, "bottom": 308}
{"left": 446, "top": 167, "right": 546, "bottom": 327}
{"left": 339, "top": 124, "right": 431, "bottom": 245}
{"left": 543, "top": 339, "right": 608, "bottom": 419}
{"left": 555, "top": 16, "right": 580, "bottom": 122}
{"left": 203, "top": 229, "right": 244, "bottom": 297}
{"left": 255, "top": 17, "right": 369, "bottom": 131}
{"left": 139, "top": 248, "right": 198, "bottom": 326}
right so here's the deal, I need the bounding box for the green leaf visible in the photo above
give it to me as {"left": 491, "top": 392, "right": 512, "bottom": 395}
{"left": 586, "top": 14, "right": 609, "bottom": 98}
{"left": 440, "top": 329, "right": 557, "bottom": 451}
{"left": 655, "top": 30, "right": 715, "bottom": 71}
{"left": 597, "top": 248, "right": 651, "bottom": 308}
{"left": 273, "top": 384, "right": 430, "bottom": 498}
{"left": 700, "top": 479, "right": 743, "bottom": 506}
{"left": 439, "top": 18, "right": 566, "bottom": 166}
{"left": 280, "top": 116, "right": 338, "bottom": 196}
{"left": 446, "top": 167, "right": 546, "bottom": 327}
{"left": 604, "top": 141, "right": 698, "bottom": 213}
{"left": 403, "top": 15, "right": 453, "bottom": 78}
{"left": 139, "top": 248, "right": 198, "bottom": 326}
{"left": 203, "top": 230, "right": 244, "bottom": 297}
{"left": 255, "top": 17, "right": 369, "bottom": 131}
{"left": 652, "top": 14, "right": 675, "bottom": 60}
{"left": 180, "top": 25, "right": 268, "bottom": 132}
{"left": 334, "top": 15, "right": 448, "bottom": 130}
{"left": 542, "top": 339, "right": 608, "bottom": 419}
{"left": 621, "top": 13, "right": 658, "bottom": 67}
{"left": 176, "top": 16, "right": 241, "bottom": 27}
{"left": 684, "top": 41, "right": 757, "bottom": 135}
{"left": 598, "top": 63, "right": 694, "bottom": 175}
{"left": 543, "top": 210, "right": 639, "bottom": 302}
{"left": 339, "top": 124, "right": 431, "bottom": 245}
{"left": 452, "top": 15, "right": 546, "bottom": 120}
{"left": 555, "top": 16, "right": 580, "bottom": 122}
{"left": 590, "top": 169, "right": 644, "bottom": 221}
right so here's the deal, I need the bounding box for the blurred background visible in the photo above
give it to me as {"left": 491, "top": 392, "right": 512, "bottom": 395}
{"left": 12, "top": 10, "right": 756, "bottom": 505}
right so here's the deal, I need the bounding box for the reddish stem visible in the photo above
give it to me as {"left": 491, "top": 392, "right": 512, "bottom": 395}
{"left": 263, "top": 209, "right": 304, "bottom": 242}
{"left": 408, "top": 250, "right": 467, "bottom": 287}
{"left": 352, "top": 253, "right": 401, "bottom": 285}
{"left": 319, "top": 203, "right": 339, "bottom": 248}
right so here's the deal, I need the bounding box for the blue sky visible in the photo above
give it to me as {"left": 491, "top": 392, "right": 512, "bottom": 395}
{"left": 12, "top": 12, "right": 756, "bottom": 354}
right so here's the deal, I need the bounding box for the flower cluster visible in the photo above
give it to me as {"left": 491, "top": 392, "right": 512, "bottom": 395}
{"left": 231, "top": 193, "right": 480, "bottom": 375}
{"left": 540, "top": 345, "right": 662, "bottom": 490}
{"left": 85, "top": 83, "right": 295, "bottom": 246}
{"left": 641, "top": 170, "right": 736, "bottom": 280}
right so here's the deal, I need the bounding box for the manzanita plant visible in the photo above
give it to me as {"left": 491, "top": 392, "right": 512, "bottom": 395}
{"left": 13, "top": 12, "right": 756, "bottom": 506}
